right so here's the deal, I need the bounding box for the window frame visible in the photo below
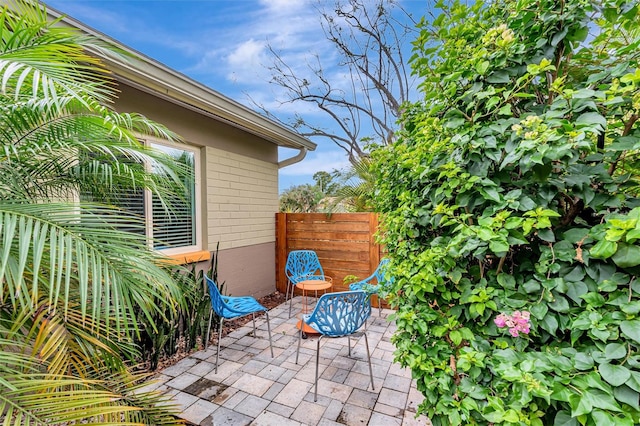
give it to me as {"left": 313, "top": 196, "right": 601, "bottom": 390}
{"left": 143, "top": 138, "right": 202, "bottom": 256}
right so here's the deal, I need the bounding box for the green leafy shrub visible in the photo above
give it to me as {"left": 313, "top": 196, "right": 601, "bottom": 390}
{"left": 371, "top": 0, "right": 640, "bottom": 425}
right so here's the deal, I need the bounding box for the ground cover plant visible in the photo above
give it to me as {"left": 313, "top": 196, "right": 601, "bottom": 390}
{"left": 371, "top": 0, "right": 640, "bottom": 425}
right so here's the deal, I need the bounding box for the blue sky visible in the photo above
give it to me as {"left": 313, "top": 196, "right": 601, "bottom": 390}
{"left": 45, "top": 0, "right": 425, "bottom": 192}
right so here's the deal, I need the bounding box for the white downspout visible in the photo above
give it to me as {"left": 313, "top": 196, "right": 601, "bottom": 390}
{"left": 278, "top": 147, "right": 308, "bottom": 169}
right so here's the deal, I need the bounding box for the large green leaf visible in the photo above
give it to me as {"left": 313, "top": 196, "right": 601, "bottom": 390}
{"left": 599, "top": 363, "right": 631, "bottom": 387}
{"left": 590, "top": 240, "right": 618, "bottom": 259}
{"left": 621, "top": 321, "right": 640, "bottom": 343}
{"left": 554, "top": 410, "right": 578, "bottom": 426}
{"left": 612, "top": 243, "right": 640, "bottom": 268}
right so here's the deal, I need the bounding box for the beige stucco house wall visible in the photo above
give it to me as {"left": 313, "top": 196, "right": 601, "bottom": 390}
{"left": 53, "top": 8, "right": 316, "bottom": 298}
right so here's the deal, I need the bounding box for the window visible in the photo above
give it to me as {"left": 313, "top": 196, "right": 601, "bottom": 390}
{"left": 147, "top": 142, "right": 201, "bottom": 254}
{"left": 80, "top": 140, "right": 201, "bottom": 255}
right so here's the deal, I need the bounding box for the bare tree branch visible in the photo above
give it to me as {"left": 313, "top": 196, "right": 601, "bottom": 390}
{"left": 251, "top": 0, "right": 418, "bottom": 165}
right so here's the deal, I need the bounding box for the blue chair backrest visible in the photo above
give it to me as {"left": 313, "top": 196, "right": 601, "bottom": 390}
{"left": 206, "top": 276, "right": 226, "bottom": 317}
{"left": 305, "top": 291, "right": 371, "bottom": 337}
{"left": 285, "top": 250, "right": 325, "bottom": 284}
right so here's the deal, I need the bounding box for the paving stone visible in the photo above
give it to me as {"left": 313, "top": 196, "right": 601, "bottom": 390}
{"left": 402, "top": 410, "right": 434, "bottom": 426}
{"left": 213, "top": 386, "right": 240, "bottom": 406}
{"left": 161, "top": 357, "right": 198, "bottom": 377}
{"left": 187, "top": 361, "right": 217, "bottom": 377}
{"left": 166, "top": 372, "right": 201, "bottom": 390}
{"left": 387, "top": 362, "right": 412, "bottom": 379}
{"left": 203, "top": 360, "right": 243, "bottom": 382}
{"left": 221, "top": 390, "right": 248, "bottom": 409}
{"left": 233, "top": 373, "right": 274, "bottom": 397}
{"left": 201, "top": 406, "right": 252, "bottom": 426}
{"left": 315, "top": 378, "right": 353, "bottom": 402}
{"left": 190, "top": 348, "right": 217, "bottom": 360}
{"left": 169, "top": 391, "right": 199, "bottom": 412}
{"left": 241, "top": 359, "right": 269, "bottom": 375}
{"left": 251, "top": 410, "right": 302, "bottom": 426}
{"left": 291, "top": 400, "right": 326, "bottom": 424}
{"left": 302, "top": 391, "right": 332, "bottom": 407}
{"left": 276, "top": 368, "right": 297, "bottom": 385}
{"left": 336, "top": 403, "right": 372, "bottom": 425}
{"left": 322, "top": 399, "right": 344, "bottom": 421}
{"left": 134, "top": 374, "right": 171, "bottom": 393}
{"left": 344, "top": 370, "right": 375, "bottom": 391}
{"left": 383, "top": 373, "right": 412, "bottom": 394}
{"left": 320, "top": 365, "right": 338, "bottom": 380}
{"left": 183, "top": 377, "right": 228, "bottom": 401}
{"left": 258, "top": 365, "right": 288, "bottom": 381}
{"left": 347, "top": 388, "right": 378, "bottom": 410}
{"left": 262, "top": 382, "right": 285, "bottom": 402}
{"left": 378, "top": 387, "right": 408, "bottom": 410}
{"left": 234, "top": 394, "right": 270, "bottom": 418}
{"left": 373, "top": 401, "right": 403, "bottom": 417}
{"left": 221, "top": 369, "right": 245, "bottom": 386}
{"left": 273, "top": 378, "right": 313, "bottom": 408}
{"left": 250, "top": 337, "right": 272, "bottom": 350}
{"left": 180, "top": 399, "right": 218, "bottom": 425}
{"left": 406, "top": 385, "right": 425, "bottom": 414}
{"left": 369, "top": 411, "right": 402, "bottom": 426}
{"left": 317, "top": 419, "right": 343, "bottom": 426}
{"left": 331, "top": 355, "right": 357, "bottom": 370}
{"left": 220, "top": 347, "right": 252, "bottom": 363}
{"left": 295, "top": 362, "right": 326, "bottom": 384}
{"left": 280, "top": 360, "right": 304, "bottom": 372}
{"left": 331, "top": 368, "right": 350, "bottom": 384}
{"left": 266, "top": 401, "right": 295, "bottom": 418}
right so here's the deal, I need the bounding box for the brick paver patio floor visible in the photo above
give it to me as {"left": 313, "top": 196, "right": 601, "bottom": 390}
{"left": 140, "top": 296, "right": 433, "bottom": 426}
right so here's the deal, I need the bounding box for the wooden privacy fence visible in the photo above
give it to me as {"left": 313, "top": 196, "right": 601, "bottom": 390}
{"left": 275, "top": 212, "right": 384, "bottom": 306}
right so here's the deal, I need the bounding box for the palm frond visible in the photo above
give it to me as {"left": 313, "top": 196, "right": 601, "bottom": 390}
{"left": 0, "top": 202, "right": 182, "bottom": 335}
{"left": 0, "top": 1, "right": 114, "bottom": 105}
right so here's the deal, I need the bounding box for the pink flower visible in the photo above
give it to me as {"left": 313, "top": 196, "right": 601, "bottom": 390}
{"left": 494, "top": 313, "right": 509, "bottom": 328}
{"left": 495, "top": 310, "right": 531, "bottom": 337}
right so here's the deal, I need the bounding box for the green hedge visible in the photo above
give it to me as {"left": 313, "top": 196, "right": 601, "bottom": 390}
{"left": 371, "top": 0, "right": 640, "bottom": 424}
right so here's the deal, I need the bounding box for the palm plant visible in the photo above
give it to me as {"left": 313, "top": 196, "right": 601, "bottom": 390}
{"left": 0, "top": 2, "right": 188, "bottom": 424}
{"left": 325, "top": 157, "right": 376, "bottom": 212}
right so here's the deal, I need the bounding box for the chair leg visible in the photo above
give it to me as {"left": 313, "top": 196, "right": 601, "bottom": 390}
{"left": 347, "top": 336, "right": 352, "bottom": 357}
{"left": 265, "top": 312, "right": 274, "bottom": 357}
{"left": 314, "top": 337, "right": 321, "bottom": 402}
{"left": 288, "top": 284, "right": 294, "bottom": 318}
{"left": 205, "top": 309, "right": 213, "bottom": 350}
{"left": 215, "top": 317, "right": 224, "bottom": 374}
{"left": 295, "top": 322, "right": 303, "bottom": 364}
{"left": 252, "top": 312, "right": 256, "bottom": 336}
{"left": 363, "top": 332, "right": 374, "bottom": 391}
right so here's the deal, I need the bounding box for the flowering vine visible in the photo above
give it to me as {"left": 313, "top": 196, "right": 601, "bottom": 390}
{"left": 495, "top": 311, "right": 531, "bottom": 337}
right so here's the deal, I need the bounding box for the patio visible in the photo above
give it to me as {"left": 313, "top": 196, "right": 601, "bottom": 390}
{"left": 140, "top": 296, "right": 433, "bottom": 425}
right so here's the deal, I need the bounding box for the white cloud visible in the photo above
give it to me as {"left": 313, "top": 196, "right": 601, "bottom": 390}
{"left": 225, "top": 39, "right": 268, "bottom": 83}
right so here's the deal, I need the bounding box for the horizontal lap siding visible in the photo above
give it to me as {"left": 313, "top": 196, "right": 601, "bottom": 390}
{"left": 206, "top": 147, "right": 278, "bottom": 249}
{"left": 276, "top": 213, "right": 382, "bottom": 300}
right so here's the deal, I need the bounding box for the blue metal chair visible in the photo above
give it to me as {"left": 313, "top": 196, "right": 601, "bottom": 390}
{"left": 285, "top": 250, "right": 326, "bottom": 317}
{"left": 295, "top": 290, "right": 374, "bottom": 401}
{"left": 205, "top": 276, "right": 273, "bottom": 373}
{"left": 349, "top": 258, "right": 391, "bottom": 316}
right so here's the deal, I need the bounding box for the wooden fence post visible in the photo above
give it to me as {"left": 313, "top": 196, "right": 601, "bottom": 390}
{"left": 275, "top": 213, "right": 287, "bottom": 294}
